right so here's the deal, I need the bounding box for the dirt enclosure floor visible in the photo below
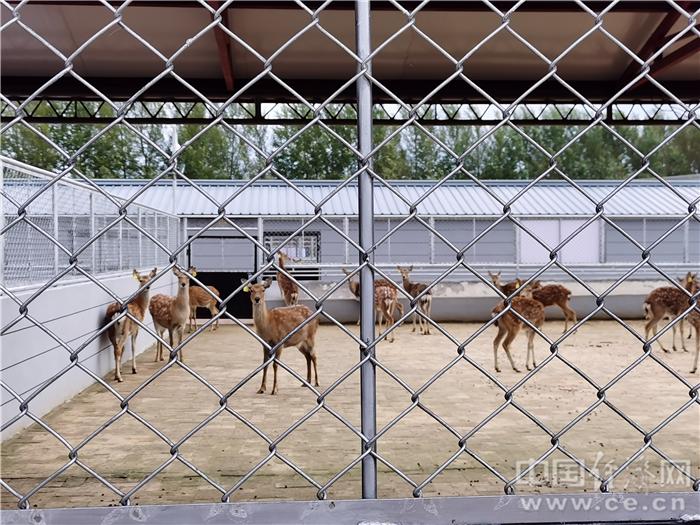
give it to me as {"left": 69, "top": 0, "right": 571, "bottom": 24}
{"left": 2, "top": 320, "right": 699, "bottom": 509}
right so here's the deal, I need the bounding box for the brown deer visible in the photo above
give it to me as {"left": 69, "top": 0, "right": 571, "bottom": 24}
{"left": 188, "top": 278, "right": 221, "bottom": 333}
{"left": 491, "top": 285, "right": 545, "bottom": 373}
{"left": 340, "top": 268, "right": 404, "bottom": 325}
{"left": 488, "top": 271, "right": 521, "bottom": 297}
{"left": 644, "top": 272, "right": 698, "bottom": 353}
{"left": 276, "top": 252, "right": 299, "bottom": 306}
{"left": 375, "top": 285, "right": 399, "bottom": 343}
{"left": 530, "top": 281, "right": 576, "bottom": 333}
{"left": 397, "top": 266, "right": 433, "bottom": 335}
{"left": 149, "top": 267, "right": 196, "bottom": 363}
{"left": 686, "top": 307, "right": 700, "bottom": 374}
{"left": 242, "top": 277, "right": 319, "bottom": 395}
{"left": 105, "top": 268, "right": 157, "bottom": 382}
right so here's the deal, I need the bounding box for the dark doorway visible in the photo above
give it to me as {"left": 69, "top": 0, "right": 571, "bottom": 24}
{"left": 191, "top": 271, "right": 252, "bottom": 320}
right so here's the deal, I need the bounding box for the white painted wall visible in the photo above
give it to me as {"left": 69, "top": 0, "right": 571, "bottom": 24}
{"left": 519, "top": 219, "right": 601, "bottom": 264}
{"left": 1, "top": 270, "right": 176, "bottom": 441}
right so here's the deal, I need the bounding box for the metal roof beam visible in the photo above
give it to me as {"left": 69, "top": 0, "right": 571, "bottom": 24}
{"left": 3, "top": 77, "right": 699, "bottom": 104}
{"left": 210, "top": 1, "right": 234, "bottom": 92}
{"left": 619, "top": 1, "right": 690, "bottom": 83}
{"left": 6, "top": 1, "right": 700, "bottom": 12}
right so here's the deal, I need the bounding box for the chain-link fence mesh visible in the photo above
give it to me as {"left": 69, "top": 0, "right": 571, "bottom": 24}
{"left": 1, "top": 0, "right": 699, "bottom": 516}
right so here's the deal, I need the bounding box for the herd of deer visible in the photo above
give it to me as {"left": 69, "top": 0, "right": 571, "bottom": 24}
{"left": 104, "top": 255, "right": 699, "bottom": 391}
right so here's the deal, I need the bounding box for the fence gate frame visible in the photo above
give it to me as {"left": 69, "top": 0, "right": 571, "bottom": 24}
{"left": 2, "top": 0, "right": 700, "bottom": 523}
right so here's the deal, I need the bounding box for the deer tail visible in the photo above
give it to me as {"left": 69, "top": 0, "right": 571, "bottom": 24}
{"left": 643, "top": 302, "right": 651, "bottom": 320}
{"left": 290, "top": 292, "right": 299, "bottom": 305}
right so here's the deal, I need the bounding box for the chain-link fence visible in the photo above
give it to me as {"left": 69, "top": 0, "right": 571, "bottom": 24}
{"left": 1, "top": 0, "right": 699, "bottom": 522}
{"left": 2, "top": 158, "right": 181, "bottom": 289}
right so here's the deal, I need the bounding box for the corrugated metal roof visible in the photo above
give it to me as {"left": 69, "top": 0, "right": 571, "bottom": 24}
{"left": 90, "top": 179, "right": 699, "bottom": 218}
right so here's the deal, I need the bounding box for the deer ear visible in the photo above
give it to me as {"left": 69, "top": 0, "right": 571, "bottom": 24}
{"left": 263, "top": 277, "right": 272, "bottom": 288}
{"left": 189, "top": 266, "right": 197, "bottom": 277}
{"left": 132, "top": 269, "right": 140, "bottom": 280}
{"left": 150, "top": 268, "right": 158, "bottom": 278}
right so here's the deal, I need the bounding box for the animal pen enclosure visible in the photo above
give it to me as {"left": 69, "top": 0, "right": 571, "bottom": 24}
{"left": 1, "top": 1, "right": 699, "bottom": 524}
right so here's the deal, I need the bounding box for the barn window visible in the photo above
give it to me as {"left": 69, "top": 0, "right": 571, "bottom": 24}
{"left": 264, "top": 232, "right": 321, "bottom": 264}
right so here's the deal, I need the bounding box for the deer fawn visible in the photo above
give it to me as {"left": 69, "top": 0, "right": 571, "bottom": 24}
{"left": 488, "top": 271, "right": 521, "bottom": 297}
{"left": 149, "top": 267, "right": 196, "bottom": 363}
{"left": 375, "top": 285, "right": 399, "bottom": 343}
{"left": 105, "top": 268, "right": 157, "bottom": 382}
{"left": 188, "top": 278, "right": 221, "bottom": 333}
{"left": 276, "top": 252, "right": 299, "bottom": 306}
{"left": 644, "top": 272, "right": 698, "bottom": 353}
{"left": 341, "top": 268, "right": 405, "bottom": 325}
{"left": 397, "top": 266, "right": 433, "bottom": 335}
{"left": 491, "top": 286, "right": 545, "bottom": 373}
{"left": 243, "top": 277, "right": 319, "bottom": 395}
{"left": 530, "top": 281, "right": 576, "bottom": 333}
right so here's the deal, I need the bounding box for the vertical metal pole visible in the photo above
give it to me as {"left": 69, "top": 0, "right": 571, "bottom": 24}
{"left": 343, "top": 216, "right": 350, "bottom": 265}
{"left": 257, "top": 217, "right": 264, "bottom": 274}
{"left": 90, "top": 193, "right": 96, "bottom": 272}
{"left": 138, "top": 208, "right": 143, "bottom": 268}
{"left": 52, "top": 184, "right": 59, "bottom": 273}
{"left": 429, "top": 217, "right": 435, "bottom": 264}
{"left": 356, "top": 0, "right": 376, "bottom": 499}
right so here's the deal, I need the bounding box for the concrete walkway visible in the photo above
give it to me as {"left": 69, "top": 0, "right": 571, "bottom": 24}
{"left": 2, "top": 321, "right": 698, "bottom": 508}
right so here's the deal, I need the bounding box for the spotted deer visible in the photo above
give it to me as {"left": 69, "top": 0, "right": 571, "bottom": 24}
{"left": 491, "top": 285, "right": 545, "bottom": 373}
{"left": 488, "top": 271, "right": 521, "bottom": 297}
{"left": 644, "top": 272, "right": 698, "bottom": 353}
{"left": 277, "top": 252, "right": 299, "bottom": 306}
{"left": 341, "top": 268, "right": 404, "bottom": 325}
{"left": 188, "top": 279, "right": 221, "bottom": 333}
{"left": 375, "top": 285, "right": 398, "bottom": 343}
{"left": 105, "top": 268, "right": 157, "bottom": 382}
{"left": 243, "top": 277, "right": 319, "bottom": 395}
{"left": 149, "top": 267, "right": 196, "bottom": 363}
{"left": 529, "top": 281, "right": 576, "bottom": 333}
{"left": 397, "top": 266, "right": 432, "bottom": 335}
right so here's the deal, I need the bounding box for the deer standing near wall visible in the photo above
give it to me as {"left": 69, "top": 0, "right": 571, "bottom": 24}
{"left": 341, "top": 268, "right": 404, "bottom": 325}
{"left": 491, "top": 286, "right": 545, "bottom": 373}
{"left": 277, "top": 252, "right": 299, "bottom": 306}
{"left": 644, "top": 272, "right": 698, "bottom": 353}
{"left": 149, "top": 267, "right": 196, "bottom": 362}
{"left": 488, "top": 271, "right": 521, "bottom": 297}
{"left": 188, "top": 280, "right": 221, "bottom": 333}
{"left": 397, "top": 266, "right": 433, "bottom": 335}
{"left": 105, "top": 268, "right": 157, "bottom": 382}
{"left": 243, "top": 277, "right": 319, "bottom": 395}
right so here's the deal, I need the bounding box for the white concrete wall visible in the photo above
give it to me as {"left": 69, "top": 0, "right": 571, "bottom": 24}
{"left": 1, "top": 270, "right": 176, "bottom": 441}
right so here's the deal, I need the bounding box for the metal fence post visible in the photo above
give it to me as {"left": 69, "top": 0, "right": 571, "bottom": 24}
{"left": 356, "top": 0, "right": 376, "bottom": 499}
{"left": 52, "top": 183, "right": 59, "bottom": 273}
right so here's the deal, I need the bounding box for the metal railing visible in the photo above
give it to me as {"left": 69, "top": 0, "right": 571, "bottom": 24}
{"left": 1, "top": 0, "right": 699, "bottom": 522}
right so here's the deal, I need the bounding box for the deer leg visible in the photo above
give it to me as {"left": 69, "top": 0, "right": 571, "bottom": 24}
{"left": 114, "top": 341, "right": 124, "bottom": 382}
{"left": 258, "top": 348, "right": 268, "bottom": 394}
{"left": 302, "top": 352, "right": 312, "bottom": 386}
{"left": 527, "top": 330, "right": 537, "bottom": 370}
{"left": 691, "top": 327, "right": 699, "bottom": 374}
{"left": 271, "top": 357, "right": 279, "bottom": 395}
{"left": 177, "top": 326, "right": 184, "bottom": 362}
{"left": 311, "top": 351, "right": 319, "bottom": 386}
{"left": 386, "top": 306, "right": 395, "bottom": 343}
{"left": 130, "top": 327, "right": 138, "bottom": 374}
{"left": 645, "top": 314, "right": 669, "bottom": 353}
{"left": 493, "top": 325, "right": 507, "bottom": 373}
{"left": 210, "top": 304, "right": 219, "bottom": 331}
{"left": 502, "top": 329, "right": 520, "bottom": 373}
{"left": 671, "top": 321, "right": 679, "bottom": 352}
{"left": 680, "top": 319, "right": 688, "bottom": 352}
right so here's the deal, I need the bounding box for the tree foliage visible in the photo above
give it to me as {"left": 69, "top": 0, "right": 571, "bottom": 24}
{"left": 2, "top": 103, "right": 698, "bottom": 180}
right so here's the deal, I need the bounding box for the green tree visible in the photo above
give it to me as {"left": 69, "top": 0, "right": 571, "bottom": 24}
{"left": 177, "top": 105, "right": 231, "bottom": 179}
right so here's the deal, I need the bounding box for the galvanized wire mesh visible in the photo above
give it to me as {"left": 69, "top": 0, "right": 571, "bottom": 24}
{"left": 0, "top": 0, "right": 699, "bottom": 513}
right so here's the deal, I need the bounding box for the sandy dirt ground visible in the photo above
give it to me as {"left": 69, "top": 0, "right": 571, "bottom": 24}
{"left": 2, "top": 320, "right": 698, "bottom": 509}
